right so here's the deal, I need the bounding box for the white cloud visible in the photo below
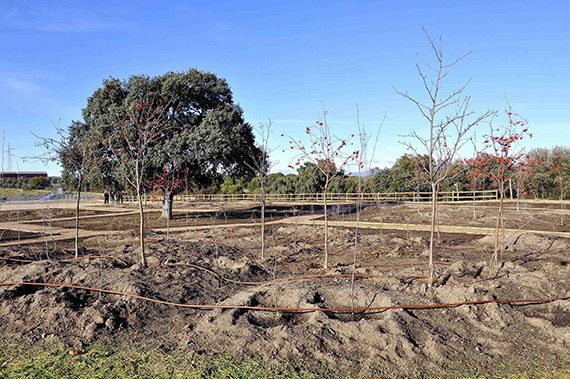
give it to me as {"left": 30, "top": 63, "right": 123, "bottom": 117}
{"left": 1, "top": 78, "right": 46, "bottom": 94}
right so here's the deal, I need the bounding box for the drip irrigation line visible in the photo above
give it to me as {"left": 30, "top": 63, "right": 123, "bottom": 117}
{"left": 360, "top": 262, "right": 452, "bottom": 268}
{"left": 0, "top": 281, "right": 567, "bottom": 313}
{"left": 329, "top": 250, "right": 419, "bottom": 256}
{"left": 0, "top": 256, "right": 35, "bottom": 263}
{"left": 171, "top": 262, "right": 378, "bottom": 285}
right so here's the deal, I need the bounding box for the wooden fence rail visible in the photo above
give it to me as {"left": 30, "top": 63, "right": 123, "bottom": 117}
{"left": 122, "top": 190, "right": 498, "bottom": 204}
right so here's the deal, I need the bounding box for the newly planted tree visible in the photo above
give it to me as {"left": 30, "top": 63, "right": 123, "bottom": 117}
{"left": 396, "top": 29, "right": 493, "bottom": 286}
{"left": 32, "top": 120, "right": 100, "bottom": 257}
{"left": 107, "top": 91, "right": 170, "bottom": 266}
{"left": 284, "top": 110, "right": 358, "bottom": 269}
{"left": 246, "top": 120, "right": 273, "bottom": 260}
{"left": 467, "top": 106, "right": 535, "bottom": 265}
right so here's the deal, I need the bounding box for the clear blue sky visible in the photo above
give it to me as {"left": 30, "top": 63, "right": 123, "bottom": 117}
{"left": 1, "top": 0, "right": 568, "bottom": 175}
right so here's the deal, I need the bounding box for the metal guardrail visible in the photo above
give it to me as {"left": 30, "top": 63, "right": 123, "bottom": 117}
{"left": 122, "top": 190, "right": 498, "bottom": 204}
{"left": 0, "top": 193, "right": 97, "bottom": 203}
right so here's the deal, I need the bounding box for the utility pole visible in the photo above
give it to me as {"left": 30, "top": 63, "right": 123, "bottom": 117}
{"left": 6, "top": 143, "right": 15, "bottom": 171}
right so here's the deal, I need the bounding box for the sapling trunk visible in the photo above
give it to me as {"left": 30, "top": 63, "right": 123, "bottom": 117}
{"left": 135, "top": 165, "right": 146, "bottom": 266}
{"left": 323, "top": 185, "right": 329, "bottom": 270}
{"left": 261, "top": 194, "right": 266, "bottom": 260}
{"left": 492, "top": 183, "right": 504, "bottom": 266}
{"left": 138, "top": 190, "right": 146, "bottom": 266}
{"left": 428, "top": 183, "right": 437, "bottom": 287}
{"left": 74, "top": 179, "right": 82, "bottom": 258}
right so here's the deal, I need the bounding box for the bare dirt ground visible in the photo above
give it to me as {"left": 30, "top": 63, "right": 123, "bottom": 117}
{"left": 0, "top": 200, "right": 569, "bottom": 378}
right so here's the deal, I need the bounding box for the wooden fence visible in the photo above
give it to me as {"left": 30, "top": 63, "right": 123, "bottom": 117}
{"left": 122, "top": 190, "right": 498, "bottom": 204}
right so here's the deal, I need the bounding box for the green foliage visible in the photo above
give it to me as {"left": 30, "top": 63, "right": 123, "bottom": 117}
{"left": 527, "top": 146, "right": 570, "bottom": 200}
{"left": 219, "top": 176, "right": 248, "bottom": 194}
{"left": 27, "top": 176, "right": 51, "bottom": 190}
{"left": 73, "top": 69, "right": 261, "bottom": 199}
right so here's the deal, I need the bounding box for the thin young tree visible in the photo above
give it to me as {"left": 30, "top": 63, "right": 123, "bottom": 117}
{"left": 32, "top": 120, "right": 100, "bottom": 258}
{"left": 107, "top": 93, "right": 171, "bottom": 266}
{"left": 396, "top": 28, "right": 493, "bottom": 286}
{"left": 246, "top": 119, "right": 273, "bottom": 260}
{"left": 350, "top": 109, "right": 384, "bottom": 307}
{"left": 284, "top": 108, "right": 358, "bottom": 269}
{"left": 475, "top": 106, "right": 535, "bottom": 265}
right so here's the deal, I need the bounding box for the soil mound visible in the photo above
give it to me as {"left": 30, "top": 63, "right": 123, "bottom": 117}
{"left": 0, "top": 231, "right": 569, "bottom": 378}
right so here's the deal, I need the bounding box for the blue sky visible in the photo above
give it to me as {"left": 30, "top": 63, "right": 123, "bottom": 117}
{"left": 1, "top": 0, "right": 568, "bottom": 175}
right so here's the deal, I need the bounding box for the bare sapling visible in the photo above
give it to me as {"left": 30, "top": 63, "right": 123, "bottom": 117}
{"left": 246, "top": 119, "right": 273, "bottom": 260}
{"left": 396, "top": 28, "right": 493, "bottom": 286}
{"left": 283, "top": 107, "right": 359, "bottom": 269}
{"left": 350, "top": 107, "right": 384, "bottom": 308}
{"left": 30, "top": 119, "right": 100, "bottom": 258}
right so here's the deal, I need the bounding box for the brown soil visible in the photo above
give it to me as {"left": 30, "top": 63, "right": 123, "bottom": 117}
{"left": 0, "top": 208, "right": 103, "bottom": 223}
{"left": 0, "top": 205, "right": 569, "bottom": 378}
{"left": 0, "top": 229, "right": 41, "bottom": 241}
{"left": 332, "top": 202, "right": 570, "bottom": 233}
{"left": 45, "top": 205, "right": 321, "bottom": 231}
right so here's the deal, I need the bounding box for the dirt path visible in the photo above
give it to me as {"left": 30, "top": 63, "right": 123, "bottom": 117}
{"left": 2, "top": 204, "right": 570, "bottom": 247}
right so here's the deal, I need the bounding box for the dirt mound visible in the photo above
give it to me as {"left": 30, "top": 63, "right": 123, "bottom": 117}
{"left": 0, "top": 231, "right": 569, "bottom": 378}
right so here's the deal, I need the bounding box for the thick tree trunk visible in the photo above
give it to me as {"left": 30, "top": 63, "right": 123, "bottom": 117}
{"left": 74, "top": 180, "right": 82, "bottom": 258}
{"left": 161, "top": 191, "right": 174, "bottom": 219}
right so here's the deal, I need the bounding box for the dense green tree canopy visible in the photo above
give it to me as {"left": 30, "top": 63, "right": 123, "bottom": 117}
{"left": 63, "top": 69, "right": 262, "bottom": 206}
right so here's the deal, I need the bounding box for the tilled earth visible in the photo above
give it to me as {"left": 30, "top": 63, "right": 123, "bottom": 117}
{"left": 0, "top": 210, "right": 569, "bottom": 378}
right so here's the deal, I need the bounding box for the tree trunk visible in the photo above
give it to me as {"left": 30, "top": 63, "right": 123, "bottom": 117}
{"left": 138, "top": 190, "right": 146, "bottom": 266}
{"left": 161, "top": 191, "right": 174, "bottom": 219}
{"left": 323, "top": 186, "right": 329, "bottom": 270}
{"left": 428, "top": 182, "right": 437, "bottom": 287}
{"left": 472, "top": 188, "right": 477, "bottom": 219}
{"left": 135, "top": 164, "right": 146, "bottom": 267}
{"left": 435, "top": 183, "right": 441, "bottom": 243}
{"left": 492, "top": 184, "right": 504, "bottom": 266}
{"left": 260, "top": 186, "right": 266, "bottom": 260}
{"left": 74, "top": 179, "right": 82, "bottom": 258}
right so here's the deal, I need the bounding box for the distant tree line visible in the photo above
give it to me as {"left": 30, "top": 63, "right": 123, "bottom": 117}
{"left": 5, "top": 146, "right": 567, "bottom": 201}
{"left": 0, "top": 176, "right": 62, "bottom": 190}
{"left": 219, "top": 146, "right": 570, "bottom": 201}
